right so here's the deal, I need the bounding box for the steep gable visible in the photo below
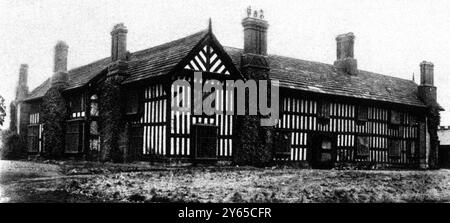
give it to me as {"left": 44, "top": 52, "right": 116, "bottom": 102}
{"left": 179, "top": 32, "right": 241, "bottom": 78}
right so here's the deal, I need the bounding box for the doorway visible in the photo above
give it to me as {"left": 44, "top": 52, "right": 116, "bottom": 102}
{"left": 191, "top": 124, "right": 218, "bottom": 162}
{"left": 308, "top": 133, "right": 337, "bottom": 169}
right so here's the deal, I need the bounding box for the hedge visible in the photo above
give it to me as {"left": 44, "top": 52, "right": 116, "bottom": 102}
{"left": 0, "top": 129, "right": 26, "bottom": 160}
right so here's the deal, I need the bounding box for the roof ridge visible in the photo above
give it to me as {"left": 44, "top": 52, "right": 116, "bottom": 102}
{"left": 29, "top": 78, "right": 50, "bottom": 95}
{"left": 67, "top": 29, "right": 209, "bottom": 73}
{"left": 223, "top": 46, "right": 417, "bottom": 84}
{"left": 130, "top": 29, "right": 209, "bottom": 59}
{"left": 68, "top": 57, "right": 110, "bottom": 74}
{"left": 26, "top": 29, "right": 210, "bottom": 99}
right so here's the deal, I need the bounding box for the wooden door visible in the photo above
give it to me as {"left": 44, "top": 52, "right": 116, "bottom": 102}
{"left": 129, "top": 124, "right": 144, "bottom": 161}
{"left": 192, "top": 124, "right": 218, "bottom": 162}
{"left": 273, "top": 129, "right": 291, "bottom": 159}
{"left": 309, "top": 134, "right": 337, "bottom": 169}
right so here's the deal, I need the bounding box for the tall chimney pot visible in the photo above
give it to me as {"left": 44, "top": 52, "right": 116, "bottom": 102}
{"left": 54, "top": 41, "right": 68, "bottom": 73}
{"left": 334, "top": 32, "right": 358, "bottom": 75}
{"left": 16, "top": 64, "right": 29, "bottom": 100}
{"left": 111, "top": 23, "right": 128, "bottom": 61}
{"left": 420, "top": 61, "right": 434, "bottom": 86}
{"left": 51, "top": 41, "right": 69, "bottom": 86}
{"left": 242, "top": 9, "right": 269, "bottom": 55}
{"left": 19, "top": 64, "right": 28, "bottom": 87}
{"left": 418, "top": 61, "right": 438, "bottom": 107}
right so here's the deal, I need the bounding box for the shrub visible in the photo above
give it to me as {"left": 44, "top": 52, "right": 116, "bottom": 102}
{"left": 0, "top": 129, "right": 27, "bottom": 160}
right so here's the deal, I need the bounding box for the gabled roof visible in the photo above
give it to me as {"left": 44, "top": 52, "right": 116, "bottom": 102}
{"left": 25, "top": 30, "right": 209, "bottom": 100}
{"left": 25, "top": 29, "right": 425, "bottom": 108}
{"left": 25, "top": 57, "right": 111, "bottom": 100}
{"left": 123, "top": 30, "right": 209, "bottom": 83}
{"left": 224, "top": 46, "right": 425, "bottom": 107}
{"left": 26, "top": 78, "right": 51, "bottom": 101}
{"left": 66, "top": 57, "right": 111, "bottom": 90}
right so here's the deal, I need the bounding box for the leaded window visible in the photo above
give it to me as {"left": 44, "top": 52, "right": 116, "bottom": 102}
{"left": 126, "top": 90, "right": 139, "bottom": 115}
{"left": 355, "top": 136, "right": 370, "bottom": 158}
{"left": 356, "top": 105, "right": 368, "bottom": 122}
{"left": 317, "top": 100, "right": 330, "bottom": 120}
{"left": 390, "top": 110, "right": 402, "bottom": 125}
{"left": 388, "top": 139, "right": 401, "bottom": 158}
{"left": 65, "top": 121, "right": 83, "bottom": 153}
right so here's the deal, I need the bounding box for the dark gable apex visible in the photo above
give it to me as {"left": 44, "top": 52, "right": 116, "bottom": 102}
{"left": 208, "top": 32, "right": 244, "bottom": 79}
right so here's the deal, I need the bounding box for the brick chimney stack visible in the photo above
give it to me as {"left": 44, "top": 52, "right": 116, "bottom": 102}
{"left": 111, "top": 23, "right": 128, "bottom": 61}
{"left": 51, "top": 41, "right": 69, "bottom": 86}
{"left": 418, "top": 61, "right": 437, "bottom": 105}
{"left": 235, "top": 7, "right": 273, "bottom": 166}
{"left": 242, "top": 8, "right": 269, "bottom": 55}
{"left": 334, "top": 32, "right": 358, "bottom": 75}
{"left": 15, "top": 64, "right": 29, "bottom": 100}
{"left": 420, "top": 61, "right": 434, "bottom": 86}
{"left": 100, "top": 23, "right": 130, "bottom": 162}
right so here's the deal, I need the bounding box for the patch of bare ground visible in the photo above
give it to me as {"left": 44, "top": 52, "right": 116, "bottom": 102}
{"left": 2, "top": 160, "right": 449, "bottom": 203}
{"left": 0, "top": 160, "right": 63, "bottom": 184}
{"left": 56, "top": 168, "right": 450, "bottom": 203}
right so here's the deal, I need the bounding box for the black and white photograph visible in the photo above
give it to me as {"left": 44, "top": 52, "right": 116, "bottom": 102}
{"left": 0, "top": 0, "right": 449, "bottom": 212}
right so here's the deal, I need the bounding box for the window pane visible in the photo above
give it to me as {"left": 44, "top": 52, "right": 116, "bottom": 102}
{"left": 126, "top": 90, "right": 139, "bottom": 114}
{"left": 322, "top": 140, "right": 332, "bottom": 150}
{"left": 90, "top": 102, "right": 98, "bottom": 116}
{"left": 90, "top": 139, "right": 99, "bottom": 151}
{"left": 356, "top": 136, "right": 369, "bottom": 157}
{"left": 90, "top": 121, "right": 98, "bottom": 135}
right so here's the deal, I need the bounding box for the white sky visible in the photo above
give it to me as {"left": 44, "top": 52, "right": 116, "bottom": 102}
{"left": 1, "top": 0, "right": 450, "bottom": 129}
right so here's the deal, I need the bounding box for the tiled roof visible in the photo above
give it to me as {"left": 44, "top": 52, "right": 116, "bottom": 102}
{"left": 25, "top": 57, "right": 110, "bottom": 100}
{"left": 25, "top": 30, "right": 209, "bottom": 100}
{"left": 25, "top": 29, "right": 425, "bottom": 107}
{"left": 26, "top": 78, "right": 51, "bottom": 101}
{"left": 224, "top": 46, "right": 425, "bottom": 107}
{"left": 65, "top": 57, "right": 111, "bottom": 90}
{"left": 123, "top": 29, "right": 209, "bottom": 83}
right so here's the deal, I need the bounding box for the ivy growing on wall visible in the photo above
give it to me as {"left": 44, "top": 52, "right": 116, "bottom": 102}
{"left": 98, "top": 77, "right": 124, "bottom": 163}
{"left": 427, "top": 106, "right": 441, "bottom": 169}
{"left": 41, "top": 86, "right": 68, "bottom": 159}
{"left": 9, "top": 102, "right": 17, "bottom": 133}
{"left": 233, "top": 64, "right": 273, "bottom": 167}
{"left": 0, "top": 95, "right": 6, "bottom": 126}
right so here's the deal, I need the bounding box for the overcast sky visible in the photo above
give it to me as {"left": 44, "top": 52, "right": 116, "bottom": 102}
{"left": 1, "top": 0, "right": 450, "bottom": 129}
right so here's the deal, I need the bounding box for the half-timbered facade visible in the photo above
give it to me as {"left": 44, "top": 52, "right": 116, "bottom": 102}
{"left": 11, "top": 8, "right": 442, "bottom": 168}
